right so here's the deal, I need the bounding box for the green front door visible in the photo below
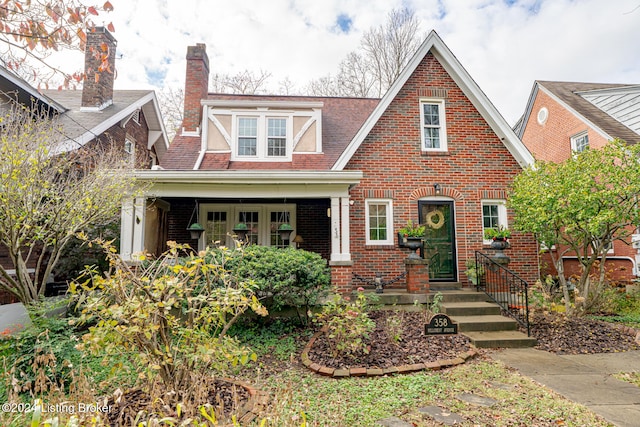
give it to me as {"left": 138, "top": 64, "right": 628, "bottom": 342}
{"left": 419, "top": 201, "right": 457, "bottom": 281}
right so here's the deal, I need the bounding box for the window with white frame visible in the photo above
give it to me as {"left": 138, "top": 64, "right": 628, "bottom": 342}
{"left": 571, "top": 131, "right": 589, "bottom": 153}
{"left": 238, "top": 117, "right": 258, "bottom": 156}
{"left": 482, "top": 200, "right": 507, "bottom": 244}
{"left": 235, "top": 115, "right": 290, "bottom": 160}
{"left": 365, "top": 199, "right": 394, "bottom": 245}
{"left": 420, "top": 99, "right": 447, "bottom": 151}
{"left": 201, "top": 204, "right": 295, "bottom": 248}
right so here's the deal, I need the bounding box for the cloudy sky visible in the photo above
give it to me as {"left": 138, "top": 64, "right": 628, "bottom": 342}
{"left": 55, "top": 0, "right": 640, "bottom": 125}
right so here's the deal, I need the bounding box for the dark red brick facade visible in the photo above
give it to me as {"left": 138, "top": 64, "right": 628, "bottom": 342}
{"left": 345, "top": 53, "right": 540, "bottom": 286}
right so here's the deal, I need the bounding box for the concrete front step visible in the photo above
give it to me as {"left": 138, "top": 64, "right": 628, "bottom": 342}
{"left": 441, "top": 301, "right": 502, "bottom": 316}
{"left": 462, "top": 330, "right": 537, "bottom": 348}
{"left": 437, "top": 290, "right": 490, "bottom": 303}
{"left": 449, "top": 314, "right": 518, "bottom": 332}
{"left": 429, "top": 282, "right": 462, "bottom": 291}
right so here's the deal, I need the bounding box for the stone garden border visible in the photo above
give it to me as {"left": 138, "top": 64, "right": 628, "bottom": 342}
{"left": 300, "top": 330, "right": 479, "bottom": 378}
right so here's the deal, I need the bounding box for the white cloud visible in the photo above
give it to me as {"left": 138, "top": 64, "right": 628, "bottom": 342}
{"left": 45, "top": 0, "right": 640, "bottom": 124}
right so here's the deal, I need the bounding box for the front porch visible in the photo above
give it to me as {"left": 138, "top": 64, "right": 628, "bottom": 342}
{"left": 120, "top": 170, "right": 363, "bottom": 290}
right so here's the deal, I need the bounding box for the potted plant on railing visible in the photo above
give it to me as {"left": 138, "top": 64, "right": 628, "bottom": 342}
{"left": 484, "top": 226, "right": 511, "bottom": 250}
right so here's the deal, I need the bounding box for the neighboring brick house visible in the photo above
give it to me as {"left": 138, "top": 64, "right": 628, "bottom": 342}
{"left": 515, "top": 81, "right": 640, "bottom": 283}
{"left": 0, "top": 27, "right": 168, "bottom": 301}
{"left": 123, "top": 30, "right": 539, "bottom": 291}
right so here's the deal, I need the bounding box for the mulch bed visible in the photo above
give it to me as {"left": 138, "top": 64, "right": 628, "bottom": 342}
{"left": 105, "top": 378, "right": 253, "bottom": 426}
{"left": 529, "top": 312, "right": 640, "bottom": 354}
{"left": 307, "top": 310, "right": 473, "bottom": 369}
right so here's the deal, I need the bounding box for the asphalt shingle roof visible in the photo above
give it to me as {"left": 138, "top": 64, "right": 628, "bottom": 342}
{"left": 538, "top": 81, "right": 640, "bottom": 145}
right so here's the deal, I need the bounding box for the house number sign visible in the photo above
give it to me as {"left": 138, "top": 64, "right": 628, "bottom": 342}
{"left": 425, "top": 313, "right": 458, "bottom": 335}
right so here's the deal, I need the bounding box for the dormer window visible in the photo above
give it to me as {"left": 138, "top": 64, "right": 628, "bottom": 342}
{"left": 234, "top": 114, "right": 291, "bottom": 161}
{"left": 204, "top": 100, "right": 323, "bottom": 162}
{"left": 238, "top": 117, "right": 258, "bottom": 156}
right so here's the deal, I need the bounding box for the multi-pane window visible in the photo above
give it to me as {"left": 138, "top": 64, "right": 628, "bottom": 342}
{"left": 206, "top": 211, "right": 227, "bottom": 246}
{"left": 267, "top": 118, "right": 287, "bottom": 157}
{"left": 420, "top": 100, "right": 447, "bottom": 151}
{"left": 238, "top": 211, "right": 259, "bottom": 244}
{"left": 481, "top": 200, "right": 507, "bottom": 244}
{"left": 238, "top": 117, "right": 258, "bottom": 156}
{"left": 365, "top": 199, "right": 393, "bottom": 245}
{"left": 571, "top": 132, "right": 589, "bottom": 153}
{"left": 236, "top": 116, "right": 289, "bottom": 159}
{"left": 270, "top": 211, "right": 291, "bottom": 248}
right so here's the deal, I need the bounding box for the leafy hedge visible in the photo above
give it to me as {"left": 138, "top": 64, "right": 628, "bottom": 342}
{"left": 206, "top": 245, "right": 331, "bottom": 319}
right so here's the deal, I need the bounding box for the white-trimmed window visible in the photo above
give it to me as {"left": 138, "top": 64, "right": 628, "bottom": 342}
{"left": 365, "top": 199, "right": 394, "bottom": 245}
{"left": 482, "top": 200, "right": 507, "bottom": 244}
{"left": 201, "top": 204, "right": 296, "bottom": 248}
{"left": 234, "top": 115, "right": 291, "bottom": 160}
{"left": 571, "top": 131, "right": 589, "bottom": 153}
{"left": 420, "top": 99, "right": 447, "bottom": 151}
{"left": 238, "top": 117, "right": 258, "bottom": 156}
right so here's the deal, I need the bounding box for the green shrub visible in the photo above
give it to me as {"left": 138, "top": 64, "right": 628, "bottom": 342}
{"left": 207, "top": 245, "right": 331, "bottom": 323}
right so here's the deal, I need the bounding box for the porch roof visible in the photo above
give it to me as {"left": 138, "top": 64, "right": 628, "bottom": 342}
{"left": 135, "top": 169, "right": 363, "bottom": 199}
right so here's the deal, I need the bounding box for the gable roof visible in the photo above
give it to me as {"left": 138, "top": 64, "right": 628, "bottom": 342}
{"left": 160, "top": 94, "right": 379, "bottom": 170}
{"left": 0, "top": 66, "right": 66, "bottom": 113}
{"left": 42, "top": 89, "right": 169, "bottom": 154}
{"left": 0, "top": 64, "right": 168, "bottom": 156}
{"left": 332, "top": 30, "right": 534, "bottom": 170}
{"left": 517, "top": 81, "right": 640, "bottom": 145}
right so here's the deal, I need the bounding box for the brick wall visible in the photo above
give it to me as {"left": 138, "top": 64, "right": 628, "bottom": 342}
{"left": 345, "top": 52, "right": 540, "bottom": 287}
{"left": 295, "top": 199, "right": 330, "bottom": 260}
{"left": 521, "top": 88, "right": 610, "bottom": 162}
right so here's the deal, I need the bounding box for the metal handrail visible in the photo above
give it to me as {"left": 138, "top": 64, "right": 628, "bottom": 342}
{"left": 475, "top": 251, "right": 531, "bottom": 336}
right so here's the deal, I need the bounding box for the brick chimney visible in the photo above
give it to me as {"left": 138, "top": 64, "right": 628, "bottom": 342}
{"left": 81, "top": 26, "right": 117, "bottom": 110}
{"left": 182, "top": 43, "right": 209, "bottom": 134}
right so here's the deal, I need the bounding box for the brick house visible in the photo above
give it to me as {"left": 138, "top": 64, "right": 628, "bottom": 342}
{"left": 0, "top": 27, "right": 168, "bottom": 301}
{"left": 123, "top": 30, "right": 539, "bottom": 291}
{"left": 515, "top": 81, "right": 640, "bottom": 283}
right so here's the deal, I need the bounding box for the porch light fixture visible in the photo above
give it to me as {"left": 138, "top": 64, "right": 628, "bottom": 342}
{"left": 187, "top": 200, "right": 205, "bottom": 240}
{"left": 293, "top": 234, "right": 304, "bottom": 249}
{"left": 434, "top": 183, "right": 442, "bottom": 196}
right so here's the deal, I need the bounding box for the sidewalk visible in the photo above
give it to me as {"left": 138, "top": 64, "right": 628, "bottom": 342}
{"left": 490, "top": 348, "right": 640, "bottom": 427}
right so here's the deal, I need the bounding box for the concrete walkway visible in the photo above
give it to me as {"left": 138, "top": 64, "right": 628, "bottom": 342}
{"left": 491, "top": 348, "right": 640, "bottom": 427}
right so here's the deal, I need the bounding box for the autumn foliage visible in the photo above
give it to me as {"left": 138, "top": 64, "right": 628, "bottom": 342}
{"left": 0, "top": 0, "right": 114, "bottom": 88}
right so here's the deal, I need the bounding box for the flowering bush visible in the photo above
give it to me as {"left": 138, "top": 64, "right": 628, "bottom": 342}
{"left": 314, "top": 288, "right": 375, "bottom": 358}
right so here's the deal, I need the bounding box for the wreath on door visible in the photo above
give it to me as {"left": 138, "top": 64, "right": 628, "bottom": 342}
{"left": 425, "top": 209, "right": 445, "bottom": 229}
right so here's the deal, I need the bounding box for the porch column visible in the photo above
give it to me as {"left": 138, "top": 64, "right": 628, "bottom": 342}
{"left": 340, "top": 197, "right": 351, "bottom": 259}
{"left": 329, "top": 196, "right": 353, "bottom": 293}
{"left": 330, "top": 197, "right": 341, "bottom": 262}
{"left": 119, "top": 197, "right": 146, "bottom": 261}
{"left": 120, "top": 199, "right": 134, "bottom": 260}
{"left": 329, "top": 196, "right": 351, "bottom": 262}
